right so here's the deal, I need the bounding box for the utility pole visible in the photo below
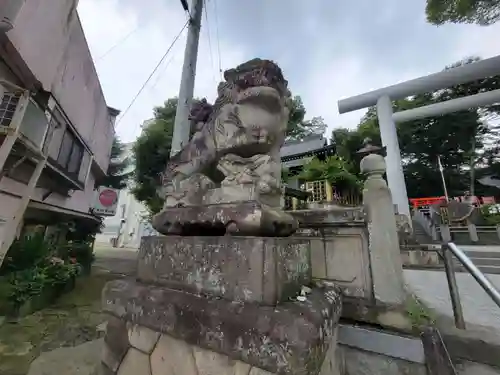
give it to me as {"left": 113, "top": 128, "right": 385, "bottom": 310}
{"left": 170, "top": 0, "right": 203, "bottom": 156}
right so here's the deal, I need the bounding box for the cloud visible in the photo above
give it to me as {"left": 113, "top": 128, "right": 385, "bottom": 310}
{"left": 78, "top": 0, "right": 247, "bottom": 143}
{"left": 78, "top": 0, "right": 500, "bottom": 143}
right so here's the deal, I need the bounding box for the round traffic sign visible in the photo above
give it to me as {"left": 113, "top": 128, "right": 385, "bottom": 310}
{"left": 99, "top": 189, "right": 117, "bottom": 207}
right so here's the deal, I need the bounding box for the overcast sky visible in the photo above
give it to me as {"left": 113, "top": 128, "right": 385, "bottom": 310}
{"left": 78, "top": 0, "right": 500, "bottom": 143}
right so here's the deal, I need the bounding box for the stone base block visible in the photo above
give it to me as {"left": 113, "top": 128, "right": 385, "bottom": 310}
{"left": 152, "top": 200, "right": 298, "bottom": 237}
{"left": 137, "top": 235, "right": 311, "bottom": 304}
{"left": 101, "top": 279, "right": 342, "bottom": 375}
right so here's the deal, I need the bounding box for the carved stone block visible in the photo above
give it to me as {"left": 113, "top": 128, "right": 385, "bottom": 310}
{"left": 137, "top": 235, "right": 311, "bottom": 304}
{"left": 151, "top": 201, "right": 298, "bottom": 237}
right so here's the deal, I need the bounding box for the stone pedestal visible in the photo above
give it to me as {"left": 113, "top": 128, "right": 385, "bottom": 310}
{"left": 137, "top": 236, "right": 311, "bottom": 304}
{"left": 100, "top": 235, "right": 342, "bottom": 375}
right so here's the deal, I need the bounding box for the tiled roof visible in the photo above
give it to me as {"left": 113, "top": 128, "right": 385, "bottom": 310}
{"left": 280, "top": 134, "right": 327, "bottom": 158}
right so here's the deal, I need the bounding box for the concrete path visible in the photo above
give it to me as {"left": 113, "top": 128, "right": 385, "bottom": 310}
{"left": 27, "top": 339, "right": 102, "bottom": 375}
{"left": 405, "top": 269, "right": 500, "bottom": 333}
{"left": 93, "top": 245, "right": 138, "bottom": 276}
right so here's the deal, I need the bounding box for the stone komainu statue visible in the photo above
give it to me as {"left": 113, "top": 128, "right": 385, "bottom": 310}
{"left": 153, "top": 58, "right": 295, "bottom": 236}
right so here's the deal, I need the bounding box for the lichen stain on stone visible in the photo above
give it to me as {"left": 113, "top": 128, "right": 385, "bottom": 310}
{"left": 204, "top": 328, "right": 225, "bottom": 347}
{"left": 186, "top": 266, "right": 226, "bottom": 295}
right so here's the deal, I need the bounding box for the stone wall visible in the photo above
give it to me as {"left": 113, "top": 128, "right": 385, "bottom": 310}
{"left": 101, "top": 317, "right": 278, "bottom": 375}
{"left": 291, "top": 208, "right": 373, "bottom": 301}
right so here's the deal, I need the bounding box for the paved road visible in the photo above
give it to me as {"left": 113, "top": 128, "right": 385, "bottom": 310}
{"left": 93, "top": 246, "right": 138, "bottom": 276}
{"left": 405, "top": 269, "right": 500, "bottom": 333}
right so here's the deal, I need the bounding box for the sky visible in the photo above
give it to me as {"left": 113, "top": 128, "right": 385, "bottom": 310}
{"left": 77, "top": 0, "right": 500, "bottom": 143}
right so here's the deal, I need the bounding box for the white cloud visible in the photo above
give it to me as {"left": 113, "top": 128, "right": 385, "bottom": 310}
{"left": 305, "top": 21, "right": 500, "bottom": 137}
{"left": 78, "top": 0, "right": 247, "bottom": 143}
{"left": 79, "top": 0, "right": 500, "bottom": 144}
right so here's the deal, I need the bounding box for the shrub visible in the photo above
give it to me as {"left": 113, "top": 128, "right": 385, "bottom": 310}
{"left": 0, "top": 234, "right": 53, "bottom": 275}
{"left": 299, "top": 156, "right": 362, "bottom": 194}
{"left": 5, "top": 261, "right": 80, "bottom": 306}
{"left": 481, "top": 204, "right": 500, "bottom": 225}
{"left": 57, "top": 242, "right": 95, "bottom": 274}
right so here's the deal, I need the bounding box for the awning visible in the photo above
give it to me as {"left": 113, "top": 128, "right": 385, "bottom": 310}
{"left": 27, "top": 200, "right": 100, "bottom": 222}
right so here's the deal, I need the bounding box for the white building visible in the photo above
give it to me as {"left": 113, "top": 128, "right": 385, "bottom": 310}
{"left": 0, "top": 1, "right": 117, "bottom": 256}
{"left": 95, "top": 143, "right": 154, "bottom": 248}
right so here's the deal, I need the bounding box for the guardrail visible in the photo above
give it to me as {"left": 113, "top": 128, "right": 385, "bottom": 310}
{"left": 442, "top": 242, "right": 500, "bottom": 329}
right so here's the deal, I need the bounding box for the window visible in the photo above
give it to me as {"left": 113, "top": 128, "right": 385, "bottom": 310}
{"left": 46, "top": 106, "right": 89, "bottom": 183}
{"left": 58, "top": 131, "right": 73, "bottom": 166}
{"left": 68, "top": 142, "right": 83, "bottom": 174}
{"left": 0, "top": 92, "right": 21, "bottom": 126}
{"left": 56, "top": 129, "right": 83, "bottom": 177}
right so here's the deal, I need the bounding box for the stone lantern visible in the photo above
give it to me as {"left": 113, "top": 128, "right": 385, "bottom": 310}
{"left": 356, "top": 137, "right": 386, "bottom": 158}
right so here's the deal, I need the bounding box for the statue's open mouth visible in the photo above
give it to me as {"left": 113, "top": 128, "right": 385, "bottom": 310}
{"left": 236, "top": 86, "right": 283, "bottom": 113}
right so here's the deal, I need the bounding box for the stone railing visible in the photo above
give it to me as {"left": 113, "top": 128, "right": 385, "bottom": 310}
{"left": 437, "top": 223, "right": 500, "bottom": 245}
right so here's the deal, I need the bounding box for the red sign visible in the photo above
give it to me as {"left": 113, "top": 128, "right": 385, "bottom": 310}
{"left": 99, "top": 189, "right": 117, "bottom": 207}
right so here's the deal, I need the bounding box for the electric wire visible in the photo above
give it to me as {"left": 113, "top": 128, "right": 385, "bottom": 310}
{"left": 149, "top": 47, "right": 180, "bottom": 91}
{"left": 97, "top": 24, "right": 141, "bottom": 62}
{"left": 116, "top": 19, "right": 189, "bottom": 130}
{"left": 212, "top": 0, "right": 223, "bottom": 79}
{"left": 203, "top": 0, "right": 218, "bottom": 85}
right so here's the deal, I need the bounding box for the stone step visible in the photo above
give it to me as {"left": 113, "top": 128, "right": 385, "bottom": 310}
{"left": 455, "top": 265, "right": 500, "bottom": 275}
{"left": 455, "top": 257, "right": 500, "bottom": 267}
{"left": 464, "top": 251, "right": 500, "bottom": 259}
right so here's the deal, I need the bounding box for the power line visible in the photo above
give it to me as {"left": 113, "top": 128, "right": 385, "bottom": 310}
{"left": 203, "top": 0, "right": 217, "bottom": 84}
{"left": 212, "top": 0, "right": 223, "bottom": 79}
{"left": 149, "top": 47, "right": 180, "bottom": 91}
{"left": 116, "top": 19, "right": 189, "bottom": 130}
{"left": 97, "top": 24, "right": 141, "bottom": 62}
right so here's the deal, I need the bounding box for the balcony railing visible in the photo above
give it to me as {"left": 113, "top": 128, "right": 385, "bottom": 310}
{"left": 0, "top": 79, "right": 91, "bottom": 190}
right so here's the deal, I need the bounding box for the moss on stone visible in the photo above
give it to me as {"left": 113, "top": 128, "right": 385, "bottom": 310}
{"left": 404, "top": 294, "right": 436, "bottom": 331}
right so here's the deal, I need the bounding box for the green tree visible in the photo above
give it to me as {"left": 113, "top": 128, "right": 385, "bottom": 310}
{"left": 132, "top": 98, "right": 176, "bottom": 215}
{"left": 331, "top": 57, "right": 500, "bottom": 199}
{"left": 299, "top": 156, "right": 361, "bottom": 193}
{"left": 426, "top": 0, "right": 500, "bottom": 25}
{"left": 286, "top": 95, "right": 327, "bottom": 140}
{"left": 97, "top": 135, "right": 131, "bottom": 189}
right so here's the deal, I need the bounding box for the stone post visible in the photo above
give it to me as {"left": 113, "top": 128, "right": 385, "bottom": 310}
{"left": 431, "top": 225, "right": 439, "bottom": 241}
{"left": 467, "top": 220, "right": 479, "bottom": 243}
{"left": 360, "top": 151, "right": 406, "bottom": 305}
{"left": 440, "top": 224, "right": 452, "bottom": 242}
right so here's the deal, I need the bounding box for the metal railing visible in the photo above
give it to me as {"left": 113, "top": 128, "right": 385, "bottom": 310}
{"left": 442, "top": 242, "right": 500, "bottom": 329}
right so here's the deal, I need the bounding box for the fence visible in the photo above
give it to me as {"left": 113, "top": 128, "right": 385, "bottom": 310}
{"left": 283, "top": 180, "right": 362, "bottom": 210}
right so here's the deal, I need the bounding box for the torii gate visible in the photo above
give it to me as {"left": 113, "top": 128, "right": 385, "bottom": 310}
{"left": 338, "top": 55, "right": 500, "bottom": 219}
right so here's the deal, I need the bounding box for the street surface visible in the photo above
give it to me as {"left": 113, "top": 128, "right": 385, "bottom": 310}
{"left": 405, "top": 269, "right": 500, "bottom": 333}
{"left": 93, "top": 245, "right": 138, "bottom": 276}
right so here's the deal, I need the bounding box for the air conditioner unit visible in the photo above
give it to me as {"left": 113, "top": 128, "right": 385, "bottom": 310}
{"left": 0, "top": 0, "right": 26, "bottom": 32}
